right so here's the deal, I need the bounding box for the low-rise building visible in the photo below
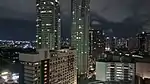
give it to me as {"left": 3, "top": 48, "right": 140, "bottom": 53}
{"left": 19, "top": 49, "right": 77, "bottom": 84}
{"left": 96, "top": 61, "right": 135, "bottom": 84}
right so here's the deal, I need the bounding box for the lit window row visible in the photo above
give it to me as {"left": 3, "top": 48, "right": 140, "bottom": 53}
{"left": 40, "top": 10, "right": 52, "bottom": 13}
{"left": 46, "top": 24, "right": 52, "bottom": 26}
{"left": 76, "top": 37, "right": 81, "bottom": 39}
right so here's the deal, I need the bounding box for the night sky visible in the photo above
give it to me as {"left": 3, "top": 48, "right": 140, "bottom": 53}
{"left": 0, "top": 0, "right": 150, "bottom": 40}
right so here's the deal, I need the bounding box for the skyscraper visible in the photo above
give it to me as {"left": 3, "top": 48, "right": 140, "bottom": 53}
{"left": 19, "top": 0, "right": 77, "bottom": 84}
{"left": 36, "top": 0, "right": 61, "bottom": 50}
{"left": 71, "top": 0, "right": 90, "bottom": 76}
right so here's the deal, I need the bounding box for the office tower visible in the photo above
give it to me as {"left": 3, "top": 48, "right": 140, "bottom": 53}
{"left": 19, "top": 49, "right": 77, "bottom": 84}
{"left": 36, "top": 0, "right": 61, "bottom": 50}
{"left": 71, "top": 0, "right": 90, "bottom": 76}
{"left": 96, "top": 62, "right": 135, "bottom": 84}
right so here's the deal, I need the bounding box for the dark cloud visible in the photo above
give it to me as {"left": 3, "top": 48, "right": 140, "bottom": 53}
{"left": 91, "top": 0, "right": 150, "bottom": 22}
{"left": 0, "top": 0, "right": 70, "bottom": 20}
{"left": 0, "top": 0, "right": 150, "bottom": 40}
{"left": 0, "top": 0, "right": 35, "bottom": 14}
{"left": 0, "top": 0, "right": 150, "bottom": 22}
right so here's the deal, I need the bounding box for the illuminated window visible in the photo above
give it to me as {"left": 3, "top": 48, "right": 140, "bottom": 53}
{"left": 40, "top": 11, "right": 46, "bottom": 13}
{"left": 47, "top": 10, "right": 52, "bottom": 13}
{"left": 55, "top": 0, "right": 58, "bottom": 2}
{"left": 39, "top": 37, "right": 41, "bottom": 39}
{"left": 36, "top": 19, "right": 40, "bottom": 21}
{"left": 36, "top": 4, "right": 39, "bottom": 6}
{"left": 80, "top": 32, "right": 83, "bottom": 34}
{"left": 46, "top": 24, "right": 51, "bottom": 26}
{"left": 44, "top": 78, "right": 47, "bottom": 80}
{"left": 36, "top": 35, "right": 38, "bottom": 37}
{"left": 58, "top": 19, "right": 61, "bottom": 22}
{"left": 38, "top": 7, "right": 41, "bottom": 9}
{"left": 34, "top": 63, "right": 39, "bottom": 65}
{"left": 54, "top": 30, "right": 57, "bottom": 32}
{"left": 47, "top": 29, "right": 50, "bottom": 31}
{"left": 29, "top": 63, "right": 32, "bottom": 65}
{"left": 44, "top": 68, "right": 47, "bottom": 70}
{"left": 44, "top": 75, "right": 47, "bottom": 77}
{"left": 79, "top": 25, "right": 81, "bottom": 29}
{"left": 78, "top": 37, "right": 81, "bottom": 39}
{"left": 50, "top": 2, "right": 54, "bottom": 5}
{"left": 36, "top": 24, "right": 39, "bottom": 27}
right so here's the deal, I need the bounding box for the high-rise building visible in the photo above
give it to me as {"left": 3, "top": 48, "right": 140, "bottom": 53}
{"left": 19, "top": 49, "right": 77, "bottom": 84}
{"left": 36, "top": 0, "right": 61, "bottom": 50}
{"left": 71, "top": 0, "right": 91, "bottom": 76}
{"left": 96, "top": 62, "right": 135, "bottom": 84}
{"left": 19, "top": 0, "right": 77, "bottom": 84}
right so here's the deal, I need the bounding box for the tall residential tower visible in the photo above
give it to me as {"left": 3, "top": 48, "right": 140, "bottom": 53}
{"left": 71, "top": 0, "right": 90, "bottom": 75}
{"left": 19, "top": 0, "right": 77, "bottom": 84}
{"left": 36, "top": 0, "right": 61, "bottom": 50}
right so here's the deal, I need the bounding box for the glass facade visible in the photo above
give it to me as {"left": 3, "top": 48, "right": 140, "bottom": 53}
{"left": 71, "top": 0, "right": 90, "bottom": 75}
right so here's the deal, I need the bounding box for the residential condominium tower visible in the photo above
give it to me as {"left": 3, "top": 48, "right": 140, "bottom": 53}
{"left": 19, "top": 0, "right": 78, "bottom": 84}
{"left": 71, "top": 0, "right": 90, "bottom": 75}
{"left": 36, "top": 0, "right": 61, "bottom": 50}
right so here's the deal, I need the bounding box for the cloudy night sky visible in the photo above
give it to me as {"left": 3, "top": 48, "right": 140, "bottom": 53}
{"left": 0, "top": 0, "right": 150, "bottom": 40}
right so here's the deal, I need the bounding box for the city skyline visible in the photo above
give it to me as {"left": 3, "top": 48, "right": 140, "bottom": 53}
{"left": 0, "top": 0, "right": 150, "bottom": 84}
